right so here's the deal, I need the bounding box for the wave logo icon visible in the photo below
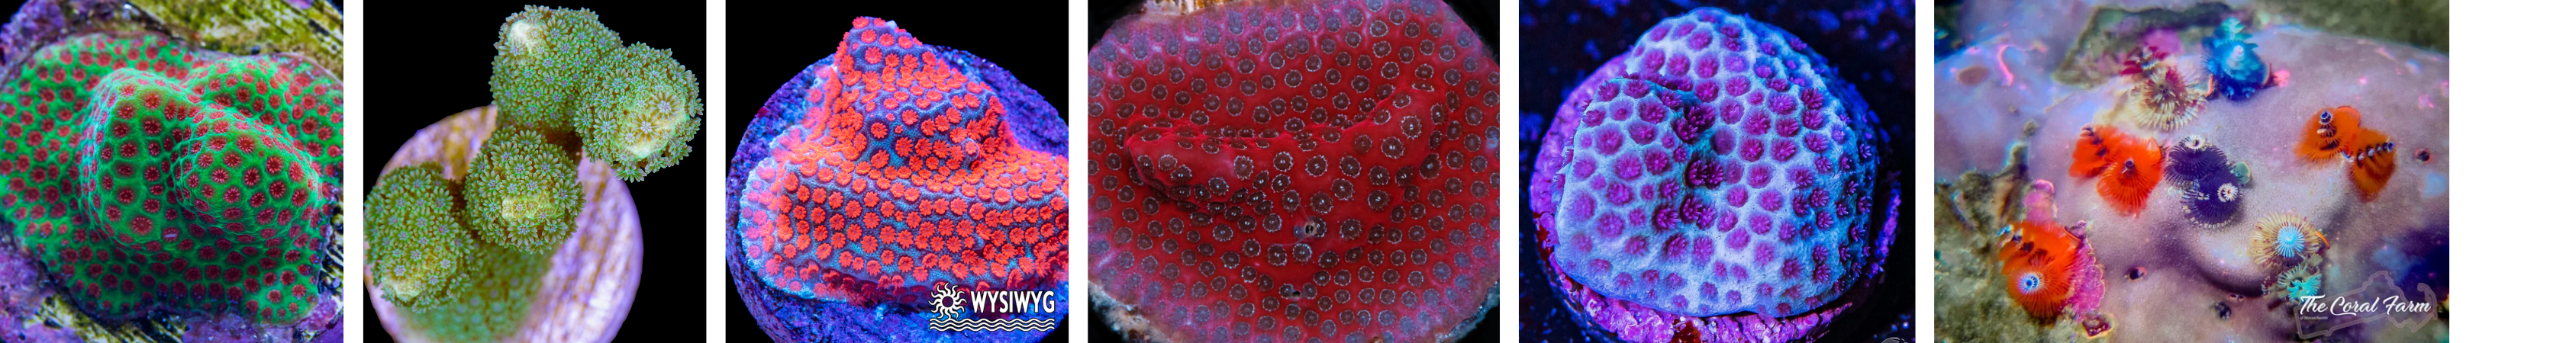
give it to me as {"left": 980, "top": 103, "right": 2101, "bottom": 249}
{"left": 926, "top": 282, "right": 1062, "bottom": 332}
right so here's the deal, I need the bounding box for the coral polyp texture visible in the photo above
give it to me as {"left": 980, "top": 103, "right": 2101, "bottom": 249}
{"left": 727, "top": 16, "right": 1069, "bottom": 342}
{"left": 464, "top": 128, "right": 581, "bottom": 254}
{"left": 490, "top": 5, "right": 702, "bottom": 181}
{"left": 1, "top": 30, "right": 342, "bottom": 329}
{"left": 364, "top": 165, "right": 465, "bottom": 306}
{"left": 1088, "top": 0, "right": 1503, "bottom": 341}
{"left": 367, "top": 5, "right": 695, "bottom": 342}
{"left": 1527, "top": 7, "right": 1897, "bottom": 342}
{"left": 578, "top": 43, "right": 704, "bottom": 181}
{"left": 490, "top": 5, "right": 618, "bottom": 132}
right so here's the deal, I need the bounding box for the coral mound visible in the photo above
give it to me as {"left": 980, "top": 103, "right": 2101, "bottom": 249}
{"left": 1087, "top": 0, "right": 1504, "bottom": 341}
{"left": 728, "top": 16, "right": 1069, "bottom": 342}
{"left": 1528, "top": 7, "right": 1895, "bottom": 342}
{"left": 4, "top": 33, "right": 341, "bottom": 323}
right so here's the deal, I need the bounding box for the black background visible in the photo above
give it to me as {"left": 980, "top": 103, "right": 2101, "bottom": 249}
{"left": 722, "top": 3, "right": 1069, "bottom": 342}
{"left": 1084, "top": 1, "right": 1503, "bottom": 342}
{"left": 361, "top": 2, "right": 705, "bottom": 342}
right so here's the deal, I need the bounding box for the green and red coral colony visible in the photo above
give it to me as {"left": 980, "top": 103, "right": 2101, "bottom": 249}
{"left": 3, "top": 33, "right": 342, "bottom": 323}
{"left": 1088, "top": 0, "right": 1502, "bottom": 341}
{"left": 363, "top": 5, "right": 697, "bottom": 341}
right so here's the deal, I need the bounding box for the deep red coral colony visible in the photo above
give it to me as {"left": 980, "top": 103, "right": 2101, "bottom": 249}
{"left": 1088, "top": 0, "right": 1501, "bottom": 341}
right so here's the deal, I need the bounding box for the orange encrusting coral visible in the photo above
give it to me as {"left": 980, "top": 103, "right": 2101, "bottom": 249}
{"left": 2067, "top": 125, "right": 2162, "bottom": 215}
{"left": 2294, "top": 106, "right": 2396, "bottom": 200}
{"left": 1999, "top": 220, "right": 2081, "bottom": 320}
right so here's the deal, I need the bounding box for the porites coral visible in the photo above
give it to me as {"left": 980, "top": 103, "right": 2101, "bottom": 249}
{"left": 461, "top": 128, "right": 580, "bottom": 254}
{"left": 575, "top": 42, "right": 703, "bottom": 181}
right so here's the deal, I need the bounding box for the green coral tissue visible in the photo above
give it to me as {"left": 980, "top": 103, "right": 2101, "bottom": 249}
{"left": 363, "top": 5, "right": 700, "bottom": 341}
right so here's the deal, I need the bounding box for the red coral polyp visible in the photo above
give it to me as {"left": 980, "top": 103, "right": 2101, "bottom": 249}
{"left": 1088, "top": 0, "right": 1503, "bottom": 341}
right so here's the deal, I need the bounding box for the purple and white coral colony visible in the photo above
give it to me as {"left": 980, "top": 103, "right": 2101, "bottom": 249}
{"left": 1530, "top": 8, "right": 1896, "bottom": 342}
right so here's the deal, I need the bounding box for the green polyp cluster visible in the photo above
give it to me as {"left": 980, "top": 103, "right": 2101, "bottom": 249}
{"left": 578, "top": 43, "right": 702, "bottom": 181}
{"left": 482, "top": 5, "right": 701, "bottom": 181}
{"left": 463, "top": 128, "right": 579, "bottom": 254}
{"left": 490, "top": 5, "right": 620, "bottom": 131}
{"left": 364, "top": 165, "right": 466, "bottom": 307}
{"left": 3, "top": 33, "right": 339, "bottom": 325}
{"left": 396, "top": 239, "right": 549, "bottom": 342}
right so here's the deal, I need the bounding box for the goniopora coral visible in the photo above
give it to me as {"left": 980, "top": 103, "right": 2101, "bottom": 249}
{"left": 727, "top": 16, "right": 1068, "bottom": 342}
{"left": 2068, "top": 125, "right": 2162, "bottom": 216}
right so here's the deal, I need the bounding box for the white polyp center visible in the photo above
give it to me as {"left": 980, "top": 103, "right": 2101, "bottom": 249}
{"left": 509, "top": 19, "right": 546, "bottom": 56}
{"left": 619, "top": 85, "right": 686, "bottom": 158}
{"left": 501, "top": 194, "right": 547, "bottom": 222}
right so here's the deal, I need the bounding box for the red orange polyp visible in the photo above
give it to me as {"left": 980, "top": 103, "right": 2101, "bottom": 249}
{"left": 2068, "top": 125, "right": 2162, "bottom": 216}
{"left": 2000, "top": 220, "right": 2083, "bottom": 320}
{"left": 2295, "top": 106, "right": 2396, "bottom": 200}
